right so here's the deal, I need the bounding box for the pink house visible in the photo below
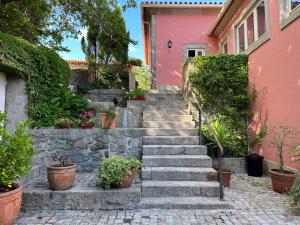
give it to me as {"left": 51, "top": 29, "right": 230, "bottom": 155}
{"left": 141, "top": 0, "right": 300, "bottom": 170}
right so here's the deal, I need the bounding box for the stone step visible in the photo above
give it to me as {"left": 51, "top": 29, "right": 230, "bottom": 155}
{"left": 143, "top": 121, "right": 195, "bottom": 128}
{"left": 144, "top": 105, "right": 187, "bottom": 111}
{"left": 142, "top": 167, "right": 216, "bottom": 181}
{"left": 143, "top": 109, "right": 189, "bottom": 116}
{"left": 142, "top": 181, "right": 219, "bottom": 197}
{"left": 145, "top": 95, "right": 183, "bottom": 101}
{"left": 143, "top": 145, "right": 207, "bottom": 155}
{"left": 143, "top": 155, "right": 212, "bottom": 167}
{"left": 143, "top": 115, "right": 193, "bottom": 122}
{"left": 143, "top": 128, "right": 198, "bottom": 136}
{"left": 146, "top": 89, "right": 180, "bottom": 94}
{"left": 144, "top": 100, "right": 186, "bottom": 106}
{"left": 143, "top": 136, "right": 199, "bottom": 145}
{"left": 22, "top": 173, "right": 141, "bottom": 210}
{"left": 141, "top": 197, "right": 232, "bottom": 209}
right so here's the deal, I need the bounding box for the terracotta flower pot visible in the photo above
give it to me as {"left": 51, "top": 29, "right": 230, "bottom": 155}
{"left": 47, "top": 164, "right": 77, "bottom": 190}
{"left": 222, "top": 171, "right": 231, "bottom": 188}
{"left": 56, "top": 122, "right": 72, "bottom": 129}
{"left": 135, "top": 96, "right": 145, "bottom": 100}
{"left": 101, "top": 113, "right": 117, "bottom": 129}
{"left": 269, "top": 169, "right": 296, "bottom": 193}
{"left": 79, "top": 121, "right": 95, "bottom": 129}
{"left": 0, "top": 184, "right": 22, "bottom": 225}
{"left": 113, "top": 170, "right": 136, "bottom": 188}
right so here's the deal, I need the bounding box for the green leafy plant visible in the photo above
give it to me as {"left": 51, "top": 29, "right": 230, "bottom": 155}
{"left": 132, "top": 66, "right": 150, "bottom": 90}
{"left": 270, "top": 125, "right": 300, "bottom": 173}
{"left": 102, "top": 107, "right": 117, "bottom": 129}
{"left": 250, "top": 123, "right": 268, "bottom": 150}
{"left": 128, "top": 89, "right": 145, "bottom": 100}
{"left": 0, "top": 113, "right": 36, "bottom": 189}
{"left": 128, "top": 58, "right": 143, "bottom": 67}
{"left": 289, "top": 179, "right": 300, "bottom": 205}
{"left": 99, "top": 155, "right": 141, "bottom": 189}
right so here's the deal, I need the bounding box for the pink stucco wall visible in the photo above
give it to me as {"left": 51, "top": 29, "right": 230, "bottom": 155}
{"left": 218, "top": 0, "right": 300, "bottom": 169}
{"left": 155, "top": 14, "right": 219, "bottom": 87}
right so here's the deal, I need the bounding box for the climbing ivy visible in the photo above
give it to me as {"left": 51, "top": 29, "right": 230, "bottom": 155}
{"left": 0, "top": 33, "right": 87, "bottom": 127}
{"left": 188, "top": 54, "right": 256, "bottom": 156}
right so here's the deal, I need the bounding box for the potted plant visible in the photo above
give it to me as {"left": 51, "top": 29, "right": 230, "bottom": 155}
{"left": 209, "top": 164, "right": 232, "bottom": 188}
{"left": 99, "top": 155, "right": 141, "bottom": 189}
{"left": 79, "top": 111, "right": 96, "bottom": 129}
{"left": 0, "top": 113, "right": 36, "bottom": 225}
{"left": 289, "top": 179, "right": 300, "bottom": 206}
{"left": 55, "top": 117, "right": 73, "bottom": 129}
{"left": 47, "top": 153, "right": 76, "bottom": 190}
{"left": 128, "top": 89, "right": 145, "bottom": 100}
{"left": 101, "top": 107, "right": 117, "bottom": 129}
{"left": 269, "top": 125, "right": 298, "bottom": 193}
{"left": 247, "top": 123, "right": 267, "bottom": 177}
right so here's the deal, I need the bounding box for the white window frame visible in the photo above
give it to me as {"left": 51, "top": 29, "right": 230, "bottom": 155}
{"left": 234, "top": 0, "right": 270, "bottom": 55}
{"left": 183, "top": 44, "right": 208, "bottom": 60}
{"left": 279, "top": 0, "right": 300, "bottom": 29}
{"left": 186, "top": 48, "right": 206, "bottom": 58}
{"left": 220, "top": 34, "right": 229, "bottom": 54}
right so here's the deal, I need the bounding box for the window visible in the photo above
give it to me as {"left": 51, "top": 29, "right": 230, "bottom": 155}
{"left": 187, "top": 49, "right": 205, "bottom": 58}
{"left": 235, "top": 0, "right": 269, "bottom": 54}
{"left": 222, "top": 42, "right": 228, "bottom": 54}
{"left": 280, "top": 0, "right": 300, "bottom": 29}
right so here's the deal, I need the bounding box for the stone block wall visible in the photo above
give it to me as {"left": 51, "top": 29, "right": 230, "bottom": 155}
{"left": 212, "top": 158, "right": 246, "bottom": 173}
{"left": 31, "top": 128, "right": 145, "bottom": 173}
{"left": 84, "top": 89, "right": 126, "bottom": 102}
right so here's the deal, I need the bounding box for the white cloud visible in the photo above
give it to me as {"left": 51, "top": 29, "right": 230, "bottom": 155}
{"left": 78, "top": 28, "right": 87, "bottom": 40}
{"left": 129, "top": 44, "right": 137, "bottom": 53}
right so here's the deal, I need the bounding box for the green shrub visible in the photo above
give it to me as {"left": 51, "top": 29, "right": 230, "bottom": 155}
{"left": 0, "top": 113, "right": 36, "bottom": 188}
{"left": 0, "top": 32, "right": 87, "bottom": 127}
{"left": 128, "top": 58, "right": 143, "bottom": 67}
{"left": 188, "top": 54, "right": 254, "bottom": 156}
{"left": 128, "top": 89, "right": 145, "bottom": 99}
{"left": 98, "top": 64, "right": 129, "bottom": 89}
{"left": 99, "top": 155, "right": 141, "bottom": 189}
{"left": 289, "top": 179, "right": 300, "bottom": 205}
{"left": 132, "top": 66, "right": 150, "bottom": 90}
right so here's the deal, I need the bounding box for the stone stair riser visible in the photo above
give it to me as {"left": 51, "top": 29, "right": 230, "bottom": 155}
{"left": 143, "top": 145, "right": 207, "bottom": 155}
{"left": 143, "top": 157, "right": 212, "bottom": 167}
{"left": 143, "top": 136, "right": 199, "bottom": 145}
{"left": 143, "top": 115, "right": 193, "bottom": 122}
{"left": 143, "top": 109, "right": 189, "bottom": 115}
{"left": 143, "top": 121, "right": 195, "bottom": 128}
{"left": 143, "top": 129, "right": 198, "bottom": 136}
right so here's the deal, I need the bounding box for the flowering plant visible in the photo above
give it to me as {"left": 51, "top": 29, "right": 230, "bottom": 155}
{"left": 79, "top": 112, "right": 95, "bottom": 123}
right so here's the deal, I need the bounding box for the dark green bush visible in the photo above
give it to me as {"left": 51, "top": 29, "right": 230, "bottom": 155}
{"left": 189, "top": 54, "right": 254, "bottom": 157}
{"left": 98, "top": 64, "right": 129, "bottom": 89}
{"left": 0, "top": 32, "right": 87, "bottom": 127}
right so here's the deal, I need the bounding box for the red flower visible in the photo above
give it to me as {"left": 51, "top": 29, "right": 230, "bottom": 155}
{"left": 80, "top": 111, "right": 93, "bottom": 119}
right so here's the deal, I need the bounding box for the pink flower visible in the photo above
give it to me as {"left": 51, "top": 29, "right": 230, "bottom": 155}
{"left": 80, "top": 111, "right": 93, "bottom": 119}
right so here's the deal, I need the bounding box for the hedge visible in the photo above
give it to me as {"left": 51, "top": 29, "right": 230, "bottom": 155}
{"left": 0, "top": 32, "right": 86, "bottom": 127}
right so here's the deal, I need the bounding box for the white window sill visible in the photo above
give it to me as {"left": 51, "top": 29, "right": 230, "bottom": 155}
{"left": 280, "top": 6, "right": 300, "bottom": 30}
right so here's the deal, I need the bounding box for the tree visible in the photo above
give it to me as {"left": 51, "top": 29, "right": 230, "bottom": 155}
{"left": 0, "top": 0, "right": 84, "bottom": 51}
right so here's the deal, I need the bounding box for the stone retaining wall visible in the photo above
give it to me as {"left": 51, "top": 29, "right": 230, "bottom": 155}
{"left": 212, "top": 158, "right": 246, "bottom": 173}
{"left": 84, "top": 89, "right": 126, "bottom": 102}
{"left": 31, "top": 128, "right": 144, "bottom": 172}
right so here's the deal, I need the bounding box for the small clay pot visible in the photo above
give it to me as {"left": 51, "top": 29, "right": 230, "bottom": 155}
{"left": 79, "top": 122, "right": 95, "bottom": 129}
{"left": 135, "top": 96, "right": 145, "bottom": 100}
{"left": 101, "top": 113, "right": 117, "bottom": 129}
{"left": 113, "top": 170, "right": 136, "bottom": 188}
{"left": 0, "top": 184, "right": 22, "bottom": 225}
{"left": 47, "top": 164, "right": 77, "bottom": 190}
{"left": 222, "top": 171, "right": 231, "bottom": 188}
{"left": 269, "top": 169, "right": 296, "bottom": 193}
{"left": 56, "top": 122, "right": 72, "bottom": 129}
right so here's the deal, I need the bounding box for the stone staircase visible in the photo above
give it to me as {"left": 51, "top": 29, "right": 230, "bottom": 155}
{"left": 141, "top": 90, "right": 231, "bottom": 209}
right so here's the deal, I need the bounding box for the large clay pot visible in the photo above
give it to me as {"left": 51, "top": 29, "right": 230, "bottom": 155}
{"left": 112, "top": 170, "right": 136, "bottom": 188}
{"left": 101, "top": 113, "right": 117, "bottom": 129}
{"left": 0, "top": 184, "right": 22, "bottom": 225}
{"left": 47, "top": 164, "right": 77, "bottom": 190}
{"left": 56, "top": 122, "right": 72, "bottom": 129}
{"left": 269, "top": 169, "right": 296, "bottom": 193}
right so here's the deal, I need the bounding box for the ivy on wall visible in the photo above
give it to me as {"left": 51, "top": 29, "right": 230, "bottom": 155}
{"left": 0, "top": 33, "right": 87, "bottom": 127}
{"left": 188, "top": 54, "right": 256, "bottom": 157}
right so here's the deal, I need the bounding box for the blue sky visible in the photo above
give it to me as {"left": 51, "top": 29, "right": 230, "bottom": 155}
{"left": 59, "top": 0, "right": 224, "bottom": 62}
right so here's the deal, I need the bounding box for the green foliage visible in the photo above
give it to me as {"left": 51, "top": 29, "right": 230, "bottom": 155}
{"left": 289, "top": 179, "right": 300, "bottom": 205}
{"left": 203, "top": 117, "right": 247, "bottom": 157}
{"left": 250, "top": 123, "right": 268, "bottom": 148}
{"left": 188, "top": 54, "right": 253, "bottom": 157}
{"left": 128, "top": 89, "right": 145, "bottom": 99}
{"left": 132, "top": 66, "right": 151, "bottom": 90}
{"left": 128, "top": 58, "right": 143, "bottom": 67}
{"left": 0, "top": 113, "right": 36, "bottom": 188}
{"left": 0, "top": 33, "right": 87, "bottom": 127}
{"left": 99, "top": 155, "right": 141, "bottom": 189}
{"left": 98, "top": 64, "right": 129, "bottom": 89}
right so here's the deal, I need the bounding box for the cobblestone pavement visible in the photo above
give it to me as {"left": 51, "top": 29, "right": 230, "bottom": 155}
{"left": 16, "top": 174, "right": 300, "bottom": 225}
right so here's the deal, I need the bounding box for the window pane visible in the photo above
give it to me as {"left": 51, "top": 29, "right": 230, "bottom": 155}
{"left": 247, "top": 13, "right": 255, "bottom": 45}
{"left": 291, "top": 1, "right": 300, "bottom": 11}
{"left": 223, "top": 42, "right": 228, "bottom": 54}
{"left": 188, "top": 50, "right": 195, "bottom": 57}
{"left": 196, "top": 50, "right": 204, "bottom": 56}
{"left": 238, "top": 25, "right": 245, "bottom": 52}
{"left": 257, "top": 1, "right": 266, "bottom": 38}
